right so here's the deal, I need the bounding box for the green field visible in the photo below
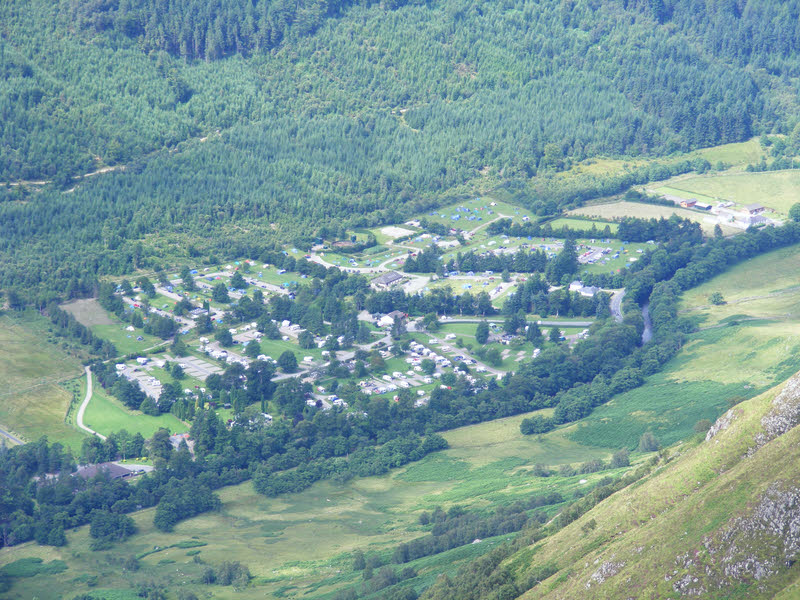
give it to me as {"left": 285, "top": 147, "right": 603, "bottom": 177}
{"left": 92, "top": 323, "right": 163, "bottom": 356}
{"left": 680, "top": 242, "right": 800, "bottom": 325}
{"left": 508, "top": 373, "right": 800, "bottom": 599}
{"left": 560, "top": 139, "right": 769, "bottom": 181}
{"left": 571, "top": 243, "right": 800, "bottom": 451}
{"left": 547, "top": 217, "right": 619, "bottom": 234}
{"left": 0, "top": 312, "right": 86, "bottom": 448}
{"left": 653, "top": 170, "right": 800, "bottom": 216}
{"left": 83, "top": 375, "right": 188, "bottom": 438}
{"left": 416, "top": 197, "right": 536, "bottom": 230}
{"left": 569, "top": 200, "right": 739, "bottom": 236}
{"left": 0, "top": 407, "right": 620, "bottom": 599}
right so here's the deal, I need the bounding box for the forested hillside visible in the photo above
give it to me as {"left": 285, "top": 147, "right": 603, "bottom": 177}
{"left": 2, "top": 0, "right": 796, "bottom": 182}
{"left": 2, "top": 0, "right": 799, "bottom": 300}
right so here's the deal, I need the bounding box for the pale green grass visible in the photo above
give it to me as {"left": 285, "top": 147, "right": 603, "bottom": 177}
{"left": 548, "top": 217, "right": 619, "bottom": 234}
{"left": 561, "top": 139, "right": 767, "bottom": 181}
{"left": 0, "top": 405, "right": 615, "bottom": 600}
{"left": 658, "top": 170, "right": 800, "bottom": 216}
{"left": 680, "top": 242, "right": 800, "bottom": 328}
{"left": 514, "top": 376, "right": 800, "bottom": 600}
{"left": 83, "top": 375, "right": 187, "bottom": 438}
{"left": 416, "top": 197, "right": 536, "bottom": 229}
{"left": 92, "top": 323, "right": 162, "bottom": 356}
{"left": 569, "top": 201, "right": 738, "bottom": 236}
{"left": 60, "top": 298, "right": 114, "bottom": 326}
{"left": 0, "top": 312, "right": 85, "bottom": 447}
{"left": 573, "top": 244, "right": 800, "bottom": 451}
{"left": 653, "top": 184, "right": 720, "bottom": 205}
{"left": 692, "top": 137, "right": 767, "bottom": 167}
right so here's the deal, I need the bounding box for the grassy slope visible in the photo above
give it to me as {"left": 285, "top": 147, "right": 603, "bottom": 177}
{"left": 572, "top": 242, "right": 800, "bottom": 452}
{"left": 0, "top": 312, "right": 86, "bottom": 448}
{"left": 512, "top": 374, "right": 800, "bottom": 599}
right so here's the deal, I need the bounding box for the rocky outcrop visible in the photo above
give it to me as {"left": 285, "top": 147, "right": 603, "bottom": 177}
{"left": 705, "top": 407, "right": 737, "bottom": 442}
{"left": 750, "top": 374, "right": 800, "bottom": 452}
{"left": 669, "top": 483, "right": 800, "bottom": 596}
{"left": 585, "top": 559, "right": 624, "bottom": 589}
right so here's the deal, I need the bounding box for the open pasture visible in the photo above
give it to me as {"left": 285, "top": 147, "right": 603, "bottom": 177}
{"left": 547, "top": 217, "right": 619, "bottom": 234}
{"left": 0, "top": 408, "right": 617, "bottom": 600}
{"left": 569, "top": 200, "right": 738, "bottom": 236}
{"left": 572, "top": 243, "right": 800, "bottom": 451}
{"left": 83, "top": 375, "right": 188, "bottom": 438}
{"left": 653, "top": 169, "right": 800, "bottom": 216}
{"left": 416, "top": 197, "right": 536, "bottom": 230}
{"left": 0, "top": 312, "right": 85, "bottom": 447}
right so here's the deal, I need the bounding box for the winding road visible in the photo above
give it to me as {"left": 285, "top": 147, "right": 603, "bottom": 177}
{"left": 76, "top": 366, "right": 106, "bottom": 441}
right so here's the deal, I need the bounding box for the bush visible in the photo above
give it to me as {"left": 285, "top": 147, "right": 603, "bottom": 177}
{"left": 520, "top": 415, "right": 555, "bottom": 435}
{"left": 579, "top": 459, "right": 604, "bottom": 474}
{"left": 638, "top": 431, "right": 660, "bottom": 452}
{"left": 694, "top": 419, "right": 712, "bottom": 433}
{"left": 610, "top": 449, "right": 630, "bottom": 468}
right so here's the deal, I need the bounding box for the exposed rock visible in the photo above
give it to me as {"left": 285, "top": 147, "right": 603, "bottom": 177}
{"left": 585, "top": 559, "right": 625, "bottom": 588}
{"left": 705, "top": 407, "right": 737, "bottom": 441}
{"left": 712, "top": 484, "right": 800, "bottom": 583}
{"left": 750, "top": 374, "right": 800, "bottom": 453}
{"left": 670, "top": 484, "right": 800, "bottom": 595}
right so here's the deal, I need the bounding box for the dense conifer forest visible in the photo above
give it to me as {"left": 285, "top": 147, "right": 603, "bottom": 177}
{"left": 2, "top": 0, "right": 800, "bottom": 302}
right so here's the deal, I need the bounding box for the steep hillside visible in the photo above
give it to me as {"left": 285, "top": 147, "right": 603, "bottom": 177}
{"left": 422, "top": 372, "right": 800, "bottom": 599}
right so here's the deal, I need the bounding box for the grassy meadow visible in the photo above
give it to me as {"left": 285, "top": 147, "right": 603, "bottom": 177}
{"left": 653, "top": 170, "right": 800, "bottom": 216}
{"left": 569, "top": 201, "right": 738, "bottom": 236}
{"left": 0, "top": 407, "right": 622, "bottom": 599}
{"left": 83, "top": 375, "right": 188, "bottom": 439}
{"left": 509, "top": 375, "right": 800, "bottom": 599}
{"left": 0, "top": 312, "right": 86, "bottom": 448}
{"left": 571, "top": 242, "right": 800, "bottom": 452}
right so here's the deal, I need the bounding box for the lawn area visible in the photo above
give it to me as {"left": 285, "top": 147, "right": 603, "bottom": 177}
{"left": 691, "top": 137, "right": 768, "bottom": 167}
{"left": 548, "top": 217, "right": 619, "bottom": 234}
{"left": 680, "top": 242, "right": 800, "bottom": 323}
{"left": 559, "top": 139, "right": 767, "bottom": 181}
{"left": 83, "top": 375, "right": 187, "bottom": 438}
{"left": 0, "top": 312, "right": 86, "bottom": 447}
{"left": 569, "top": 200, "right": 739, "bottom": 236}
{"left": 653, "top": 169, "right": 800, "bottom": 216}
{"left": 569, "top": 320, "right": 800, "bottom": 451}
{"left": 92, "top": 323, "right": 163, "bottom": 356}
{"left": 415, "top": 197, "right": 536, "bottom": 230}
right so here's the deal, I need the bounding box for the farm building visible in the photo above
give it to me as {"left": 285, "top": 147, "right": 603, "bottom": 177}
{"left": 744, "top": 203, "right": 766, "bottom": 215}
{"left": 694, "top": 202, "right": 711, "bottom": 211}
{"left": 371, "top": 270, "right": 404, "bottom": 290}
{"left": 746, "top": 215, "right": 768, "bottom": 226}
{"left": 75, "top": 462, "right": 142, "bottom": 480}
{"left": 378, "top": 310, "right": 407, "bottom": 327}
{"left": 569, "top": 281, "right": 600, "bottom": 297}
{"left": 680, "top": 199, "right": 697, "bottom": 208}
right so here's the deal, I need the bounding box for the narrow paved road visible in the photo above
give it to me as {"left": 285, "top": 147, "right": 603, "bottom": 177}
{"left": 610, "top": 289, "right": 626, "bottom": 323}
{"left": 443, "top": 317, "right": 593, "bottom": 327}
{"left": 76, "top": 366, "right": 107, "bottom": 440}
{"left": 0, "top": 426, "right": 24, "bottom": 445}
{"left": 641, "top": 302, "right": 653, "bottom": 344}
